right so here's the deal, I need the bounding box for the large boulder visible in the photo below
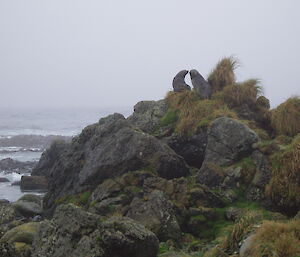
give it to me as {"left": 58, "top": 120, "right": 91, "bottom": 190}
{"left": 202, "top": 117, "right": 259, "bottom": 166}
{"left": 12, "top": 195, "right": 42, "bottom": 218}
{"left": 126, "top": 190, "right": 181, "bottom": 241}
{"left": 34, "top": 113, "right": 188, "bottom": 211}
{"left": 31, "top": 204, "right": 159, "bottom": 257}
{"left": 20, "top": 176, "right": 48, "bottom": 191}
{"left": 127, "top": 100, "right": 168, "bottom": 133}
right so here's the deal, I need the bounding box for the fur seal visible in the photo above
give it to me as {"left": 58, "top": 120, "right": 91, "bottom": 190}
{"left": 190, "top": 69, "right": 212, "bottom": 99}
{"left": 172, "top": 70, "right": 191, "bottom": 92}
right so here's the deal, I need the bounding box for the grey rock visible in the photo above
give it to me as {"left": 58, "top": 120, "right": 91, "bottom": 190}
{"left": 0, "top": 158, "right": 36, "bottom": 174}
{"left": 12, "top": 195, "right": 42, "bottom": 218}
{"left": 221, "top": 166, "right": 242, "bottom": 188}
{"left": 239, "top": 233, "right": 255, "bottom": 257}
{"left": 35, "top": 113, "right": 188, "bottom": 211}
{"left": 20, "top": 176, "right": 48, "bottom": 191}
{"left": 190, "top": 69, "right": 212, "bottom": 99}
{"left": 31, "top": 204, "right": 159, "bottom": 257}
{"left": 0, "top": 243, "right": 18, "bottom": 257}
{"left": 127, "top": 100, "right": 168, "bottom": 133}
{"left": 172, "top": 70, "right": 191, "bottom": 92}
{"left": 164, "top": 130, "right": 207, "bottom": 168}
{"left": 196, "top": 163, "right": 225, "bottom": 187}
{"left": 202, "top": 117, "right": 259, "bottom": 166}
{"left": 0, "top": 204, "right": 17, "bottom": 225}
{"left": 126, "top": 190, "right": 181, "bottom": 241}
{"left": 12, "top": 201, "right": 42, "bottom": 218}
{"left": 0, "top": 178, "right": 9, "bottom": 183}
{"left": 246, "top": 151, "right": 272, "bottom": 201}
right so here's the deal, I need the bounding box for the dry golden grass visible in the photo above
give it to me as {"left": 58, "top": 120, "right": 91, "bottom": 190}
{"left": 256, "top": 95, "right": 270, "bottom": 109}
{"left": 222, "top": 211, "right": 258, "bottom": 253}
{"left": 271, "top": 96, "right": 300, "bottom": 136}
{"left": 208, "top": 57, "right": 238, "bottom": 93}
{"left": 246, "top": 220, "right": 300, "bottom": 257}
{"left": 266, "top": 135, "right": 300, "bottom": 215}
{"left": 166, "top": 91, "right": 237, "bottom": 135}
{"left": 212, "top": 79, "right": 262, "bottom": 109}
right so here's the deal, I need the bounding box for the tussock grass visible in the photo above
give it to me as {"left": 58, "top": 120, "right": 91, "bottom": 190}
{"left": 212, "top": 79, "right": 262, "bottom": 109}
{"left": 271, "top": 96, "right": 300, "bottom": 136}
{"left": 166, "top": 91, "right": 237, "bottom": 135}
{"left": 266, "top": 135, "right": 300, "bottom": 215}
{"left": 208, "top": 57, "right": 238, "bottom": 93}
{"left": 222, "top": 211, "right": 257, "bottom": 253}
{"left": 256, "top": 95, "right": 270, "bottom": 109}
{"left": 246, "top": 220, "right": 300, "bottom": 257}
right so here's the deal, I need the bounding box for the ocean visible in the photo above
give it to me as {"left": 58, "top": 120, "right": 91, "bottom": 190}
{"left": 0, "top": 107, "right": 132, "bottom": 202}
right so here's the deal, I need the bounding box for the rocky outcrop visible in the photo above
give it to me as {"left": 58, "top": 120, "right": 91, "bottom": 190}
{"left": 0, "top": 158, "right": 36, "bottom": 174}
{"left": 201, "top": 117, "right": 259, "bottom": 166}
{"left": 33, "top": 113, "right": 189, "bottom": 211}
{"left": 20, "top": 176, "right": 48, "bottom": 192}
{"left": 31, "top": 204, "right": 159, "bottom": 257}
{"left": 127, "top": 100, "right": 168, "bottom": 133}
{"left": 126, "top": 190, "right": 181, "bottom": 241}
{"left": 246, "top": 150, "right": 272, "bottom": 201}
{"left": 0, "top": 222, "right": 40, "bottom": 256}
{"left": 164, "top": 130, "right": 207, "bottom": 168}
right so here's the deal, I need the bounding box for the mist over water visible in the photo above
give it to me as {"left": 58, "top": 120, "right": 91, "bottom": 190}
{"left": 0, "top": 106, "right": 132, "bottom": 201}
{"left": 0, "top": 107, "right": 132, "bottom": 137}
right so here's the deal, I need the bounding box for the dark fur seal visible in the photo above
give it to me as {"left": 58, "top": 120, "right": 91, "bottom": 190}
{"left": 190, "top": 69, "right": 212, "bottom": 99}
{"left": 172, "top": 70, "right": 191, "bottom": 92}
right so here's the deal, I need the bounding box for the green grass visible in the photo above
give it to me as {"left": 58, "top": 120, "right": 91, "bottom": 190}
{"left": 159, "top": 109, "right": 178, "bottom": 127}
{"left": 55, "top": 191, "right": 92, "bottom": 206}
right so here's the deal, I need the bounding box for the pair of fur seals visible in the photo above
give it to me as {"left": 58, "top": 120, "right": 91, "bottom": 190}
{"left": 172, "top": 69, "right": 212, "bottom": 99}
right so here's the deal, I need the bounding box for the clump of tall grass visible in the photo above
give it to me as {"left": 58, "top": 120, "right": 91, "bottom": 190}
{"left": 266, "top": 135, "right": 300, "bottom": 215}
{"left": 212, "top": 79, "right": 262, "bottom": 109}
{"left": 166, "top": 91, "right": 237, "bottom": 135}
{"left": 221, "top": 211, "right": 258, "bottom": 253}
{"left": 245, "top": 220, "right": 300, "bottom": 257}
{"left": 271, "top": 96, "right": 300, "bottom": 136}
{"left": 208, "top": 57, "right": 238, "bottom": 93}
{"left": 256, "top": 95, "right": 270, "bottom": 109}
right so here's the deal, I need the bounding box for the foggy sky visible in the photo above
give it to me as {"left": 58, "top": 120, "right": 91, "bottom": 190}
{"left": 0, "top": 0, "right": 299, "bottom": 109}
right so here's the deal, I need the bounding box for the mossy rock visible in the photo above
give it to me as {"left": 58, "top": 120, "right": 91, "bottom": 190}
{"left": 0, "top": 222, "right": 40, "bottom": 245}
{"left": 18, "top": 194, "right": 42, "bottom": 205}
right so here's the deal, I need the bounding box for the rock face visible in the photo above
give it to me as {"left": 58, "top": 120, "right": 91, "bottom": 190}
{"left": 202, "top": 117, "right": 259, "bottom": 166}
{"left": 20, "top": 176, "right": 48, "bottom": 192}
{"left": 246, "top": 150, "right": 272, "bottom": 201}
{"left": 33, "top": 113, "right": 189, "bottom": 211}
{"left": 31, "top": 204, "right": 159, "bottom": 257}
{"left": 126, "top": 190, "right": 181, "bottom": 241}
{"left": 164, "top": 130, "right": 207, "bottom": 168}
{"left": 127, "top": 100, "right": 168, "bottom": 133}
